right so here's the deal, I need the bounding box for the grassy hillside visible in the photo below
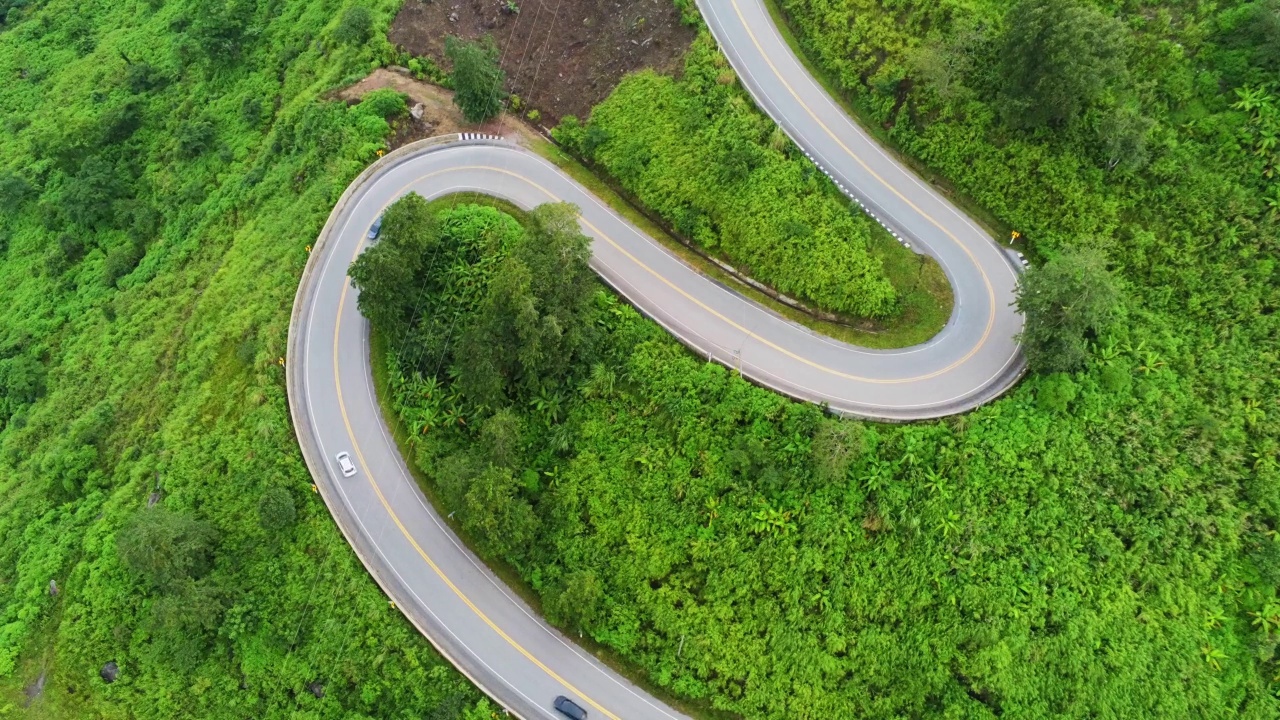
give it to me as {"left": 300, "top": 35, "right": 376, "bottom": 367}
{"left": 0, "top": 0, "right": 1276, "bottom": 717}
{"left": 0, "top": 0, "right": 490, "bottom": 716}
{"left": 366, "top": 1, "right": 1280, "bottom": 718}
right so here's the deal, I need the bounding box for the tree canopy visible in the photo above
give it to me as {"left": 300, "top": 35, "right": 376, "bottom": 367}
{"left": 334, "top": 5, "right": 374, "bottom": 46}
{"left": 453, "top": 202, "right": 597, "bottom": 410}
{"left": 445, "top": 36, "right": 505, "bottom": 124}
{"left": 347, "top": 191, "right": 440, "bottom": 341}
{"left": 996, "top": 0, "right": 1129, "bottom": 129}
{"left": 1014, "top": 247, "right": 1121, "bottom": 373}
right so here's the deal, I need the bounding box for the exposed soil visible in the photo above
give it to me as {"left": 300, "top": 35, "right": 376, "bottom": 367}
{"left": 336, "top": 68, "right": 540, "bottom": 148}
{"left": 388, "top": 0, "right": 695, "bottom": 125}
{"left": 23, "top": 668, "right": 46, "bottom": 707}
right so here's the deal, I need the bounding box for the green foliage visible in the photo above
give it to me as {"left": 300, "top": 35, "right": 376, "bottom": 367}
{"left": 102, "top": 239, "right": 143, "bottom": 287}
{"left": 809, "top": 416, "right": 863, "bottom": 482}
{"left": 453, "top": 203, "right": 598, "bottom": 410}
{"left": 997, "top": 0, "right": 1129, "bottom": 130}
{"left": 406, "top": 55, "right": 449, "bottom": 85}
{"left": 0, "top": 0, "right": 487, "bottom": 714}
{"left": 141, "top": 577, "right": 226, "bottom": 671}
{"left": 1035, "top": 371, "right": 1079, "bottom": 412}
{"left": 1015, "top": 247, "right": 1122, "bottom": 373}
{"left": 356, "top": 87, "right": 408, "bottom": 119}
{"left": 0, "top": 0, "right": 30, "bottom": 26}
{"left": 176, "top": 118, "right": 216, "bottom": 158}
{"left": 58, "top": 155, "right": 130, "bottom": 230}
{"left": 117, "top": 507, "right": 219, "bottom": 592}
{"left": 545, "top": 569, "right": 603, "bottom": 631}
{"left": 0, "top": 350, "right": 44, "bottom": 425}
{"left": 334, "top": 5, "right": 374, "bottom": 46}
{"left": 379, "top": 244, "right": 1280, "bottom": 716}
{"left": 444, "top": 35, "right": 505, "bottom": 124}
{"left": 0, "top": 170, "right": 31, "bottom": 210}
{"left": 1210, "top": 0, "right": 1280, "bottom": 86}
{"left": 348, "top": 192, "right": 442, "bottom": 340}
{"left": 184, "top": 0, "right": 256, "bottom": 62}
{"left": 361, "top": 1, "right": 1280, "bottom": 716}
{"left": 0, "top": 0, "right": 1274, "bottom": 715}
{"left": 258, "top": 486, "right": 297, "bottom": 532}
{"left": 560, "top": 34, "right": 901, "bottom": 318}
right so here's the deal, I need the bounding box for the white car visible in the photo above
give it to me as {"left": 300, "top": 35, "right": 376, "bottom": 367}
{"left": 335, "top": 451, "right": 357, "bottom": 477}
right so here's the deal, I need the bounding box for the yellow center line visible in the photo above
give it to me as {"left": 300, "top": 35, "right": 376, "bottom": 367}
{"left": 469, "top": 164, "right": 986, "bottom": 384}
{"left": 331, "top": 170, "right": 622, "bottom": 720}
{"left": 724, "top": 0, "right": 1000, "bottom": 369}
{"left": 323, "top": 125, "right": 1000, "bottom": 717}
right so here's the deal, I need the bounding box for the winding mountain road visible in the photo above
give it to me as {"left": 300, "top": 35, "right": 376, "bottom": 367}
{"left": 286, "top": 0, "right": 1024, "bottom": 717}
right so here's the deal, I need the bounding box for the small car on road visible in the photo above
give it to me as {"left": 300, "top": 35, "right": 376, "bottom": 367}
{"left": 553, "top": 696, "right": 587, "bottom": 720}
{"left": 335, "top": 451, "right": 357, "bottom": 477}
{"left": 367, "top": 215, "right": 383, "bottom": 240}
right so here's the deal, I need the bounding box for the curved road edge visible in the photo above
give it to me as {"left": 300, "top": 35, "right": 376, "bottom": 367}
{"left": 697, "top": 0, "right": 1027, "bottom": 414}
{"left": 288, "top": 135, "right": 697, "bottom": 720}
{"left": 285, "top": 134, "right": 531, "bottom": 718}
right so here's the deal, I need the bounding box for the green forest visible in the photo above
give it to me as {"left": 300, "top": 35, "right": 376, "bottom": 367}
{"left": 0, "top": 0, "right": 492, "bottom": 716}
{"left": 366, "top": 0, "right": 1278, "bottom": 719}
{"left": 0, "top": 0, "right": 1276, "bottom": 716}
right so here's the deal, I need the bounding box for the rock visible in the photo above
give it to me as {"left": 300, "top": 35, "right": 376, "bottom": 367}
{"left": 307, "top": 682, "right": 324, "bottom": 698}
{"left": 410, "top": 103, "right": 425, "bottom": 120}
{"left": 389, "top": 65, "right": 412, "bottom": 75}
{"left": 449, "top": 11, "right": 458, "bottom": 22}
{"left": 23, "top": 669, "right": 46, "bottom": 707}
{"left": 100, "top": 661, "right": 119, "bottom": 684}
{"left": 48, "top": 579, "right": 57, "bottom": 597}
{"left": 147, "top": 490, "right": 161, "bottom": 507}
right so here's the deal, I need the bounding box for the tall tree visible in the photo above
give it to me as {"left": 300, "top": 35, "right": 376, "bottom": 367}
{"left": 116, "top": 507, "right": 220, "bottom": 592}
{"left": 1014, "top": 247, "right": 1121, "bottom": 373}
{"left": 333, "top": 5, "right": 373, "bottom": 46}
{"left": 348, "top": 192, "right": 440, "bottom": 341}
{"left": 996, "top": 0, "right": 1128, "bottom": 129}
{"left": 453, "top": 203, "right": 596, "bottom": 409}
{"left": 445, "top": 36, "right": 505, "bottom": 124}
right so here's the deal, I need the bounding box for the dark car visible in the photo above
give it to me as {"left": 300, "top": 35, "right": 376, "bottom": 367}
{"left": 553, "top": 695, "right": 588, "bottom": 720}
{"left": 367, "top": 215, "right": 383, "bottom": 240}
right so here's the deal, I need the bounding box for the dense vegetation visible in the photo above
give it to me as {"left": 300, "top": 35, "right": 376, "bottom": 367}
{"left": 372, "top": 188, "right": 1279, "bottom": 719}
{"left": 1015, "top": 246, "right": 1122, "bottom": 374}
{"left": 0, "top": 0, "right": 1276, "bottom": 715}
{"left": 554, "top": 34, "right": 918, "bottom": 320}
{"left": 0, "top": 0, "right": 491, "bottom": 716}
{"left": 444, "top": 36, "right": 504, "bottom": 124}
{"left": 362, "top": 0, "right": 1280, "bottom": 717}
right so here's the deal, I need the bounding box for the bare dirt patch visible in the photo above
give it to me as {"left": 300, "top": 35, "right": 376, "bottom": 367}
{"left": 23, "top": 668, "right": 46, "bottom": 707}
{"left": 388, "top": 0, "right": 694, "bottom": 125}
{"left": 336, "top": 68, "right": 541, "bottom": 148}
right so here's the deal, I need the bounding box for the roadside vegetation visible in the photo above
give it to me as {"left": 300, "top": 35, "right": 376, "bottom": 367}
{"left": 367, "top": 185, "right": 1278, "bottom": 720}
{"left": 356, "top": 0, "right": 1280, "bottom": 717}
{"left": 0, "top": 0, "right": 490, "bottom": 716}
{"left": 0, "top": 0, "right": 1275, "bottom": 715}
{"left": 553, "top": 33, "right": 943, "bottom": 322}
{"left": 444, "top": 36, "right": 504, "bottom": 123}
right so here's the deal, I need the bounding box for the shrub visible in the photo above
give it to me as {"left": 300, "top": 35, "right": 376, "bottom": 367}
{"left": 258, "top": 486, "right": 297, "bottom": 532}
{"left": 445, "top": 36, "right": 504, "bottom": 123}
{"left": 333, "top": 5, "right": 373, "bottom": 46}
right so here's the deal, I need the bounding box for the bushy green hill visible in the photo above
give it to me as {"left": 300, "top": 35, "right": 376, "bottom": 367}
{"left": 0, "top": 0, "right": 489, "bottom": 716}
{"left": 369, "top": 0, "right": 1280, "bottom": 717}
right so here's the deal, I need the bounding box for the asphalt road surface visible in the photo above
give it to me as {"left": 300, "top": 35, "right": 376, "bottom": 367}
{"left": 286, "top": 1, "right": 1025, "bottom": 717}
